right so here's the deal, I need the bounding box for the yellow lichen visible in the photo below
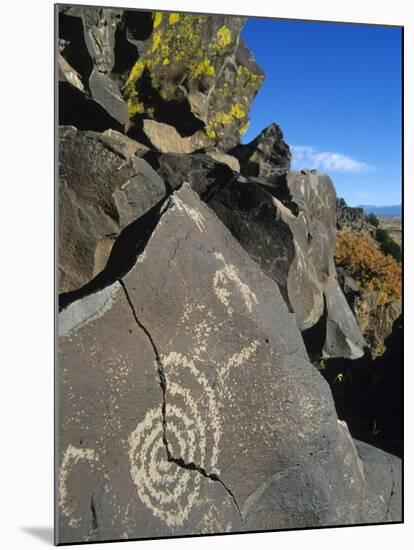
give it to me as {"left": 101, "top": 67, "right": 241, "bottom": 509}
{"left": 169, "top": 13, "right": 180, "bottom": 24}
{"left": 214, "top": 111, "right": 233, "bottom": 125}
{"left": 122, "top": 12, "right": 261, "bottom": 133}
{"left": 194, "top": 58, "right": 215, "bottom": 77}
{"left": 237, "top": 64, "right": 264, "bottom": 88}
{"left": 124, "top": 59, "right": 147, "bottom": 93}
{"left": 123, "top": 59, "right": 152, "bottom": 118}
{"left": 221, "top": 82, "right": 230, "bottom": 97}
{"left": 230, "top": 104, "right": 245, "bottom": 119}
{"left": 127, "top": 98, "right": 144, "bottom": 117}
{"left": 205, "top": 103, "right": 248, "bottom": 141}
{"left": 215, "top": 26, "right": 232, "bottom": 48}
{"left": 151, "top": 32, "right": 161, "bottom": 52}
{"left": 153, "top": 12, "right": 163, "bottom": 29}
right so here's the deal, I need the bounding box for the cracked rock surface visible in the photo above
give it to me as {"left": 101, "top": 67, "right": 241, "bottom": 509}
{"left": 59, "top": 126, "right": 166, "bottom": 293}
{"left": 58, "top": 186, "right": 401, "bottom": 542}
{"left": 57, "top": 5, "right": 401, "bottom": 545}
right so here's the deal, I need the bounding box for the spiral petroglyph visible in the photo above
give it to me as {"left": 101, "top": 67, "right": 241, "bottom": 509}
{"left": 129, "top": 407, "right": 202, "bottom": 527}
{"left": 128, "top": 352, "right": 222, "bottom": 527}
{"left": 128, "top": 259, "right": 261, "bottom": 527}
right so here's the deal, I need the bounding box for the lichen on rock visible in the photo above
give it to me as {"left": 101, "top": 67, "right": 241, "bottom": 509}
{"left": 119, "top": 12, "right": 263, "bottom": 148}
{"left": 57, "top": 5, "right": 402, "bottom": 544}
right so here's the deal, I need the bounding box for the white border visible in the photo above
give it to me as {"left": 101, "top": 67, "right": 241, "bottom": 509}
{"left": 1, "top": 1, "right": 411, "bottom": 548}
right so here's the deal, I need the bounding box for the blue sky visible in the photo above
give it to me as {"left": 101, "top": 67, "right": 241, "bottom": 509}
{"left": 241, "top": 19, "right": 402, "bottom": 206}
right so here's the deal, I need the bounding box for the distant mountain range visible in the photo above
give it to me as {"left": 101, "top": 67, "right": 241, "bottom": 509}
{"left": 359, "top": 204, "right": 402, "bottom": 217}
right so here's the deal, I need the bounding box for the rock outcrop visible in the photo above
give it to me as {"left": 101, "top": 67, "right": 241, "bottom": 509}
{"left": 59, "top": 126, "right": 164, "bottom": 293}
{"left": 57, "top": 6, "right": 402, "bottom": 545}
{"left": 230, "top": 122, "right": 291, "bottom": 180}
{"left": 58, "top": 186, "right": 401, "bottom": 543}
{"left": 58, "top": 7, "right": 264, "bottom": 149}
{"left": 320, "top": 314, "right": 403, "bottom": 457}
{"left": 336, "top": 200, "right": 371, "bottom": 233}
{"left": 338, "top": 267, "right": 401, "bottom": 358}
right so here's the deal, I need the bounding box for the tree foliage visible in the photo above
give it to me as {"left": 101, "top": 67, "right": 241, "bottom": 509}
{"left": 366, "top": 213, "right": 379, "bottom": 227}
{"left": 375, "top": 227, "right": 402, "bottom": 262}
{"left": 335, "top": 233, "right": 402, "bottom": 305}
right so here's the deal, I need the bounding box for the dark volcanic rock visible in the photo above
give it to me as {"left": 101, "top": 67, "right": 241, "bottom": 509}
{"left": 205, "top": 178, "right": 296, "bottom": 307}
{"left": 244, "top": 421, "right": 401, "bottom": 529}
{"left": 58, "top": 7, "right": 264, "bottom": 150}
{"left": 121, "top": 12, "right": 264, "bottom": 150}
{"left": 58, "top": 127, "right": 166, "bottom": 293}
{"left": 58, "top": 185, "right": 401, "bottom": 543}
{"left": 57, "top": 5, "right": 402, "bottom": 542}
{"left": 323, "top": 275, "right": 367, "bottom": 360}
{"left": 59, "top": 54, "right": 85, "bottom": 93}
{"left": 138, "top": 119, "right": 207, "bottom": 154}
{"left": 336, "top": 200, "right": 370, "bottom": 232}
{"left": 88, "top": 69, "right": 129, "bottom": 126}
{"left": 63, "top": 6, "right": 123, "bottom": 75}
{"left": 354, "top": 439, "right": 402, "bottom": 522}
{"left": 338, "top": 266, "right": 401, "bottom": 358}
{"left": 321, "top": 315, "right": 403, "bottom": 457}
{"left": 143, "top": 149, "right": 238, "bottom": 197}
{"left": 230, "top": 123, "right": 291, "bottom": 180}
{"left": 199, "top": 168, "right": 365, "bottom": 359}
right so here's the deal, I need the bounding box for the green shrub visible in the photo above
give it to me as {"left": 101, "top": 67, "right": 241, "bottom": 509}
{"left": 374, "top": 228, "right": 402, "bottom": 262}
{"left": 380, "top": 238, "right": 402, "bottom": 262}
{"left": 366, "top": 213, "right": 379, "bottom": 227}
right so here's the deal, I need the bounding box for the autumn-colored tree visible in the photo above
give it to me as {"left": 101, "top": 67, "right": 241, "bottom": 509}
{"left": 334, "top": 233, "right": 401, "bottom": 305}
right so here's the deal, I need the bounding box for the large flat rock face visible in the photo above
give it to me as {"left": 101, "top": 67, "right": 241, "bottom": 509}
{"left": 58, "top": 282, "right": 240, "bottom": 543}
{"left": 57, "top": 185, "right": 400, "bottom": 543}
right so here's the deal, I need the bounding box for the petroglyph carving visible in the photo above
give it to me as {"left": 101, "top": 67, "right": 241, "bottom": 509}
{"left": 59, "top": 445, "right": 99, "bottom": 527}
{"left": 213, "top": 252, "right": 258, "bottom": 316}
{"left": 173, "top": 194, "right": 205, "bottom": 232}
{"left": 128, "top": 294, "right": 260, "bottom": 526}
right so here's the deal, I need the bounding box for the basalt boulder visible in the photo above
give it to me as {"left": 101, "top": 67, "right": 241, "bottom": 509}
{"left": 57, "top": 185, "right": 401, "bottom": 543}
{"left": 199, "top": 169, "right": 366, "bottom": 359}
{"left": 58, "top": 7, "right": 264, "bottom": 150}
{"left": 121, "top": 13, "right": 263, "bottom": 150}
{"left": 58, "top": 126, "right": 166, "bottom": 294}
{"left": 337, "top": 267, "right": 401, "bottom": 358}
{"left": 230, "top": 123, "right": 291, "bottom": 180}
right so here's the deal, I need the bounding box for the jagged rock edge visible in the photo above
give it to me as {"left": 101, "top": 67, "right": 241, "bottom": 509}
{"left": 59, "top": 191, "right": 173, "bottom": 312}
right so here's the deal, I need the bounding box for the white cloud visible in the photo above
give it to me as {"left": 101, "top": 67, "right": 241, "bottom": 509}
{"left": 291, "top": 145, "right": 375, "bottom": 173}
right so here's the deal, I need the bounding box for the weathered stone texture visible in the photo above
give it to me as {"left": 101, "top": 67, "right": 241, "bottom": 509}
{"left": 59, "top": 127, "right": 166, "bottom": 293}
{"left": 58, "top": 186, "right": 401, "bottom": 543}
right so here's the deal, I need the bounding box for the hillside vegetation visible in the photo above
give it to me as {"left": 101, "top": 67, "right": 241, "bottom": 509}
{"left": 335, "top": 232, "right": 401, "bottom": 305}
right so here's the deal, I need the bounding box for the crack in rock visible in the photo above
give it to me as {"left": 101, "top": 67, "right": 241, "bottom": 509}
{"left": 241, "top": 443, "right": 332, "bottom": 519}
{"left": 385, "top": 455, "right": 396, "bottom": 520}
{"left": 87, "top": 494, "right": 99, "bottom": 540}
{"left": 120, "top": 279, "right": 243, "bottom": 526}
{"left": 59, "top": 194, "right": 173, "bottom": 311}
